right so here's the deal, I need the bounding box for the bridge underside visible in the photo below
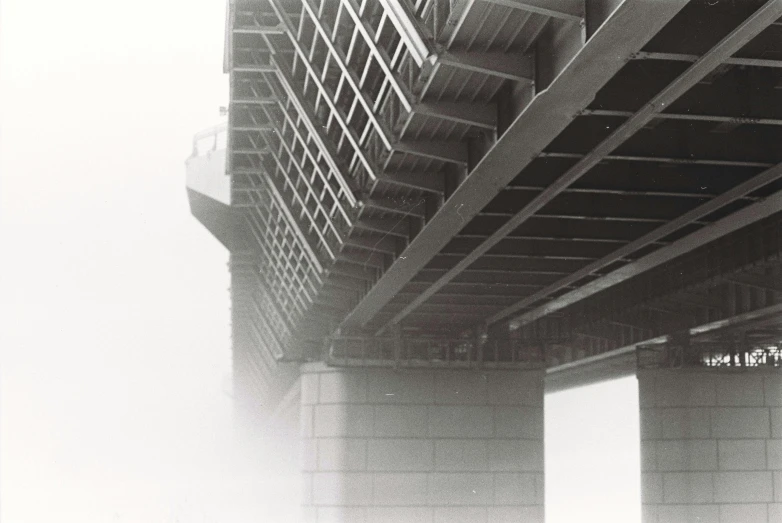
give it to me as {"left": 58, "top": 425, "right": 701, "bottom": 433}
{"left": 187, "top": 1, "right": 782, "bottom": 520}
{"left": 220, "top": 0, "right": 782, "bottom": 374}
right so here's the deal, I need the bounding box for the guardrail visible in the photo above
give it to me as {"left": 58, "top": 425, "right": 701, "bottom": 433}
{"left": 327, "top": 334, "right": 552, "bottom": 368}
{"left": 637, "top": 342, "right": 782, "bottom": 369}
{"left": 186, "top": 123, "right": 230, "bottom": 205}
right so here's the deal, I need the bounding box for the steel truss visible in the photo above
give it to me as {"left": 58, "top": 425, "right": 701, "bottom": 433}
{"left": 226, "top": 0, "right": 553, "bottom": 356}
{"left": 223, "top": 0, "right": 782, "bottom": 370}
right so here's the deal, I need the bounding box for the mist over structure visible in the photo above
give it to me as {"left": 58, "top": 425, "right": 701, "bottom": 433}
{"left": 3, "top": 1, "right": 782, "bottom": 522}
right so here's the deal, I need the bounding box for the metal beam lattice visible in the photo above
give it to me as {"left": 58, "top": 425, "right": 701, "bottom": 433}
{"left": 374, "top": 0, "right": 782, "bottom": 333}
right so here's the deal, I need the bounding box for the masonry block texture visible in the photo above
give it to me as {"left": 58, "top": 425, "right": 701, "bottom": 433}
{"left": 299, "top": 363, "right": 545, "bottom": 523}
{"left": 638, "top": 369, "right": 782, "bottom": 523}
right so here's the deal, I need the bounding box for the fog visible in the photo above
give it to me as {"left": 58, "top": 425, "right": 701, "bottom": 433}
{"left": 0, "top": 2, "right": 639, "bottom": 521}
{"left": 546, "top": 377, "right": 642, "bottom": 523}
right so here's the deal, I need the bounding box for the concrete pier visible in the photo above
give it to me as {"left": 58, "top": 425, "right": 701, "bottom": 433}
{"left": 298, "top": 364, "right": 545, "bottom": 523}
{"left": 638, "top": 369, "right": 782, "bottom": 523}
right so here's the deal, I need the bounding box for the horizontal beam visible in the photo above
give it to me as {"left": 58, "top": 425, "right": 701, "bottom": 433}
{"left": 375, "top": 171, "right": 445, "bottom": 194}
{"left": 232, "top": 65, "right": 277, "bottom": 73}
{"left": 481, "top": 0, "right": 583, "bottom": 20}
{"left": 232, "top": 97, "right": 278, "bottom": 105}
{"left": 634, "top": 51, "right": 782, "bottom": 69}
{"left": 506, "top": 184, "right": 742, "bottom": 200}
{"left": 393, "top": 140, "right": 468, "bottom": 164}
{"left": 457, "top": 233, "right": 632, "bottom": 244}
{"left": 232, "top": 147, "right": 270, "bottom": 155}
{"left": 327, "top": 264, "right": 377, "bottom": 282}
{"left": 438, "top": 252, "right": 598, "bottom": 262}
{"left": 337, "top": 250, "right": 386, "bottom": 270}
{"left": 658, "top": 292, "right": 722, "bottom": 311}
{"left": 539, "top": 151, "right": 775, "bottom": 169}
{"left": 527, "top": 213, "right": 673, "bottom": 224}
{"left": 726, "top": 273, "right": 782, "bottom": 293}
{"left": 232, "top": 25, "right": 286, "bottom": 35}
{"left": 509, "top": 186, "right": 782, "bottom": 329}
{"left": 232, "top": 124, "right": 274, "bottom": 131}
{"left": 359, "top": 198, "right": 427, "bottom": 219}
{"left": 351, "top": 218, "right": 409, "bottom": 238}
{"left": 343, "top": 235, "right": 398, "bottom": 256}
{"left": 396, "top": 291, "right": 538, "bottom": 300}
{"left": 439, "top": 51, "right": 534, "bottom": 83}
{"left": 414, "top": 101, "right": 497, "bottom": 130}
{"left": 582, "top": 108, "right": 782, "bottom": 127}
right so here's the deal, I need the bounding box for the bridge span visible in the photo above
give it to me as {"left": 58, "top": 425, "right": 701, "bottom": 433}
{"left": 187, "top": 0, "right": 782, "bottom": 521}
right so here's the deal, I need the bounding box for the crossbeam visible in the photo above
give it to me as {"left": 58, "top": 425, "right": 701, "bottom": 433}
{"left": 481, "top": 0, "right": 584, "bottom": 20}
{"left": 634, "top": 51, "right": 782, "bottom": 69}
{"left": 393, "top": 140, "right": 468, "bottom": 164}
{"left": 582, "top": 109, "right": 782, "bottom": 127}
{"left": 439, "top": 51, "right": 534, "bottom": 83}
{"left": 539, "top": 151, "right": 775, "bottom": 169}
{"left": 375, "top": 171, "right": 445, "bottom": 194}
{"left": 413, "top": 101, "right": 497, "bottom": 130}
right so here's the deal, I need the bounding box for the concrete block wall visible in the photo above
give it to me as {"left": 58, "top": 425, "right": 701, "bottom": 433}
{"left": 299, "top": 363, "right": 545, "bottom": 523}
{"left": 638, "top": 368, "right": 782, "bottom": 523}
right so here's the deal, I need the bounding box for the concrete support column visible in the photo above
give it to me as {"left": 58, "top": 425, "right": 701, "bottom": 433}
{"left": 638, "top": 368, "right": 782, "bottom": 523}
{"left": 299, "top": 363, "right": 544, "bottom": 523}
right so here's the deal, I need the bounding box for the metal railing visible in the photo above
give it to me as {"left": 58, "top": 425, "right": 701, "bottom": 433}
{"left": 327, "top": 334, "right": 548, "bottom": 368}
{"left": 637, "top": 342, "right": 782, "bottom": 369}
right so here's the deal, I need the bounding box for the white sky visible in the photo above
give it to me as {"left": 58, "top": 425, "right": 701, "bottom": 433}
{"left": 0, "top": 2, "right": 640, "bottom": 521}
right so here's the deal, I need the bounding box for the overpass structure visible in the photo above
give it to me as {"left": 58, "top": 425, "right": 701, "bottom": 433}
{"left": 187, "top": 0, "right": 782, "bottom": 521}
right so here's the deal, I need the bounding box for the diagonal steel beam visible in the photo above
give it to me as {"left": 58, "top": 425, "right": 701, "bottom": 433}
{"left": 265, "top": 1, "right": 380, "bottom": 180}
{"left": 372, "top": 0, "right": 782, "bottom": 334}
{"left": 339, "top": 0, "right": 690, "bottom": 331}
{"left": 295, "top": 0, "right": 393, "bottom": 150}
{"left": 246, "top": 207, "right": 316, "bottom": 311}
{"left": 266, "top": 67, "right": 351, "bottom": 198}
{"left": 260, "top": 174, "right": 325, "bottom": 276}
{"left": 339, "top": 0, "right": 413, "bottom": 112}
{"left": 258, "top": 137, "right": 340, "bottom": 260}
{"left": 266, "top": 64, "right": 357, "bottom": 212}
{"left": 377, "top": 0, "right": 437, "bottom": 67}
{"left": 341, "top": 0, "right": 500, "bottom": 132}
